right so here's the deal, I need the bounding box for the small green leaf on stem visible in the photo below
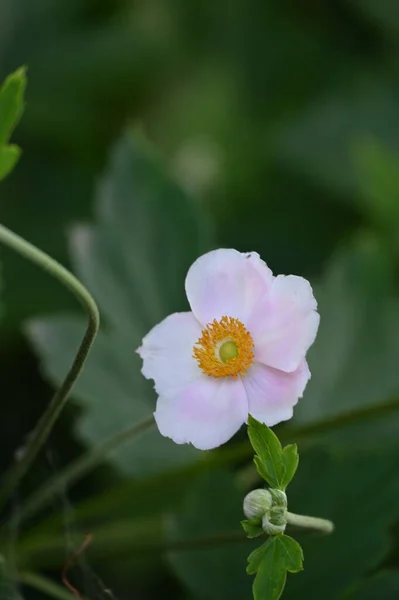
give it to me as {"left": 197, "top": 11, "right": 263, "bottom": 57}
{"left": 241, "top": 518, "right": 264, "bottom": 539}
{"left": 281, "top": 444, "right": 299, "bottom": 490}
{"left": 247, "top": 415, "right": 299, "bottom": 489}
{"left": 247, "top": 535, "right": 303, "bottom": 600}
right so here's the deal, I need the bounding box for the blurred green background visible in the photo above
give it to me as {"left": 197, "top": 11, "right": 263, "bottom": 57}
{"left": 2, "top": 0, "right": 399, "bottom": 598}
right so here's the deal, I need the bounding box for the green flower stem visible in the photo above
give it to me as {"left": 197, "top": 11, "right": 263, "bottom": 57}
{"left": 9, "top": 415, "right": 155, "bottom": 528}
{"left": 0, "top": 224, "right": 100, "bottom": 512}
{"left": 18, "top": 571, "right": 76, "bottom": 600}
{"left": 286, "top": 511, "right": 334, "bottom": 534}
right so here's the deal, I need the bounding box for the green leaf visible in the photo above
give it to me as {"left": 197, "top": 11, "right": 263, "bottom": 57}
{"left": 248, "top": 415, "right": 284, "bottom": 488}
{"left": 0, "top": 145, "right": 21, "bottom": 181}
{"left": 247, "top": 540, "right": 270, "bottom": 575}
{"left": 247, "top": 415, "right": 298, "bottom": 489}
{"left": 167, "top": 470, "right": 256, "bottom": 600}
{"left": 293, "top": 236, "right": 399, "bottom": 446}
{"left": 248, "top": 535, "right": 303, "bottom": 600}
{"left": 0, "top": 67, "right": 26, "bottom": 146}
{"left": 281, "top": 444, "right": 299, "bottom": 490}
{"left": 27, "top": 131, "right": 213, "bottom": 476}
{"left": 164, "top": 443, "right": 399, "bottom": 600}
{"left": 0, "top": 68, "right": 26, "bottom": 182}
{"left": 241, "top": 519, "right": 264, "bottom": 539}
{"left": 282, "top": 446, "right": 399, "bottom": 600}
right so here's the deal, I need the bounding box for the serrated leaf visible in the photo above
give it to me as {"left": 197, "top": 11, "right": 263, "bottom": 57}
{"left": 247, "top": 540, "right": 271, "bottom": 575}
{"left": 241, "top": 519, "right": 264, "bottom": 539}
{"left": 27, "top": 131, "right": 212, "bottom": 476}
{"left": 294, "top": 237, "right": 399, "bottom": 436}
{"left": 248, "top": 535, "right": 303, "bottom": 600}
{"left": 248, "top": 415, "right": 296, "bottom": 490}
{"left": 0, "top": 144, "right": 21, "bottom": 181}
{"left": 0, "top": 67, "right": 26, "bottom": 146}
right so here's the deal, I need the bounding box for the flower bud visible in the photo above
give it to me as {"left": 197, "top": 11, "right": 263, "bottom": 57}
{"left": 243, "top": 489, "right": 273, "bottom": 520}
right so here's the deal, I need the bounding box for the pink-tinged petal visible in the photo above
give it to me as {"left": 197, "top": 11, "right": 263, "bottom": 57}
{"left": 250, "top": 275, "right": 319, "bottom": 372}
{"left": 137, "top": 312, "right": 202, "bottom": 396}
{"left": 154, "top": 377, "right": 248, "bottom": 450}
{"left": 185, "top": 249, "right": 274, "bottom": 326}
{"left": 243, "top": 361, "right": 310, "bottom": 426}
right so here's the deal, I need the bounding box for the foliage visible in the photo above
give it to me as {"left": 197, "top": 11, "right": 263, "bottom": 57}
{"left": 247, "top": 536, "right": 303, "bottom": 600}
{"left": 243, "top": 417, "right": 303, "bottom": 600}
{"left": 247, "top": 415, "right": 298, "bottom": 491}
{"left": 2, "top": 2, "right": 399, "bottom": 600}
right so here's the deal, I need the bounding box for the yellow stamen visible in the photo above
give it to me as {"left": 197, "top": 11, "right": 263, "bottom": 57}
{"left": 193, "top": 316, "right": 255, "bottom": 378}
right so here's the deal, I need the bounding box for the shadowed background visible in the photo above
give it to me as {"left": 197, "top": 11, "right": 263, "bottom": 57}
{"left": 1, "top": 1, "right": 399, "bottom": 598}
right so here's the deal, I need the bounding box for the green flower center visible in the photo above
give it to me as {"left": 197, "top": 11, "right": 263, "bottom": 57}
{"left": 219, "top": 340, "right": 239, "bottom": 363}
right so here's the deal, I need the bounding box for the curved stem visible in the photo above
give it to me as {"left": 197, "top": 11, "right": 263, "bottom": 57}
{"left": 0, "top": 224, "right": 100, "bottom": 511}
{"left": 286, "top": 511, "right": 334, "bottom": 534}
{"left": 9, "top": 415, "right": 155, "bottom": 528}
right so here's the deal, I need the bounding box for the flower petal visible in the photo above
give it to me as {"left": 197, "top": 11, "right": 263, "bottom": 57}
{"left": 137, "top": 312, "right": 202, "bottom": 396}
{"left": 154, "top": 377, "right": 248, "bottom": 450}
{"left": 250, "top": 275, "right": 319, "bottom": 372}
{"left": 243, "top": 361, "right": 310, "bottom": 426}
{"left": 185, "top": 249, "right": 274, "bottom": 326}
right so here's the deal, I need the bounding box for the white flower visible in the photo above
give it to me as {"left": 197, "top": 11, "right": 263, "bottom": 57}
{"left": 137, "top": 249, "right": 319, "bottom": 450}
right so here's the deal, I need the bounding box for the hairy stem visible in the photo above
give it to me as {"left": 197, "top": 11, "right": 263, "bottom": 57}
{"left": 286, "top": 511, "right": 334, "bottom": 534}
{"left": 0, "top": 224, "right": 100, "bottom": 511}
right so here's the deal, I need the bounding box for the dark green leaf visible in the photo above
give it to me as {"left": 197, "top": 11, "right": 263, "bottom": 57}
{"left": 27, "top": 131, "right": 213, "bottom": 475}
{"left": 0, "top": 67, "right": 26, "bottom": 146}
{"left": 283, "top": 446, "right": 399, "bottom": 600}
{"left": 168, "top": 444, "right": 399, "bottom": 600}
{"left": 241, "top": 519, "right": 264, "bottom": 539}
{"left": 294, "top": 237, "right": 399, "bottom": 443}
{"left": 248, "top": 535, "right": 303, "bottom": 600}
{"left": 167, "top": 470, "right": 256, "bottom": 600}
